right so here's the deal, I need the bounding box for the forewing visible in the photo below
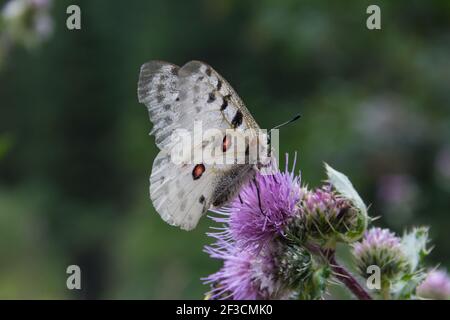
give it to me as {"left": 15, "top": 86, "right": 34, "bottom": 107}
{"left": 138, "top": 61, "right": 180, "bottom": 149}
{"left": 176, "top": 60, "right": 260, "bottom": 132}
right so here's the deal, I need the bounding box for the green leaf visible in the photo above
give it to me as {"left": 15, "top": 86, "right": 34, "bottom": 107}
{"left": 390, "top": 227, "right": 431, "bottom": 299}
{"left": 324, "top": 163, "right": 369, "bottom": 241}
{"left": 325, "top": 163, "right": 367, "bottom": 215}
{"left": 391, "top": 266, "right": 429, "bottom": 300}
{"left": 401, "top": 226, "right": 431, "bottom": 272}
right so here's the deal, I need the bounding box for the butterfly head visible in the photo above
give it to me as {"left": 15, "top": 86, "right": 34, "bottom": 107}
{"left": 248, "top": 131, "right": 273, "bottom": 170}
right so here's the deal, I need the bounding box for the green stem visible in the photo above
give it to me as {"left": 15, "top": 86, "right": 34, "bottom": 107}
{"left": 323, "top": 249, "right": 372, "bottom": 300}
{"left": 380, "top": 281, "right": 391, "bottom": 300}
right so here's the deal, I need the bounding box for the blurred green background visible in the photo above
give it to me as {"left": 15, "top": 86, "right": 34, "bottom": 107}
{"left": 0, "top": 0, "right": 449, "bottom": 299}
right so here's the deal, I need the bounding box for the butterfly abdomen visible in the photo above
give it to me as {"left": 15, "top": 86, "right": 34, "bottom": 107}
{"left": 212, "top": 165, "right": 256, "bottom": 207}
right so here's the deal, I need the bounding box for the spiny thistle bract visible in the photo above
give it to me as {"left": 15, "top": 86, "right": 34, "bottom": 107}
{"left": 203, "top": 156, "right": 447, "bottom": 300}
{"left": 275, "top": 244, "right": 313, "bottom": 290}
{"left": 302, "top": 185, "right": 361, "bottom": 247}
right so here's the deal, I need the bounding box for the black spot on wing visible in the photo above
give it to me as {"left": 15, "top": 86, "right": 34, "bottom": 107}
{"left": 231, "top": 110, "right": 243, "bottom": 128}
{"left": 207, "top": 92, "right": 216, "bottom": 103}
{"left": 217, "top": 79, "right": 222, "bottom": 91}
{"left": 199, "top": 195, "right": 205, "bottom": 204}
{"left": 221, "top": 95, "right": 230, "bottom": 111}
{"left": 206, "top": 68, "right": 212, "bottom": 76}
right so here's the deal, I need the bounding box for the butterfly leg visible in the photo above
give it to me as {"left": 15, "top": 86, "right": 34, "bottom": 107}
{"left": 253, "top": 177, "right": 264, "bottom": 214}
{"left": 238, "top": 194, "right": 243, "bottom": 204}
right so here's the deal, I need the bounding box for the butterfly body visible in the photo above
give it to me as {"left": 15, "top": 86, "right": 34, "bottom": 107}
{"left": 211, "top": 164, "right": 256, "bottom": 207}
{"left": 138, "top": 60, "right": 268, "bottom": 230}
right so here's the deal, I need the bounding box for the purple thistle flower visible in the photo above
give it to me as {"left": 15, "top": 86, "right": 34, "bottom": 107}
{"left": 417, "top": 269, "right": 450, "bottom": 300}
{"left": 204, "top": 156, "right": 312, "bottom": 300}
{"left": 353, "top": 227, "right": 406, "bottom": 280}
{"left": 303, "top": 185, "right": 341, "bottom": 213}
{"left": 211, "top": 161, "right": 303, "bottom": 252}
{"left": 203, "top": 240, "right": 291, "bottom": 300}
{"left": 353, "top": 227, "right": 402, "bottom": 256}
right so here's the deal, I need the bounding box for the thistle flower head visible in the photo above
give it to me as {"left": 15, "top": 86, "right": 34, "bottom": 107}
{"left": 353, "top": 227, "right": 406, "bottom": 281}
{"left": 302, "top": 185, "right": 360, "bottom": 246}
{"left": 354, "top": 227, "right": 402, "bottom": 253}
{"left": 213, "top": 163, "right": 303, "bottom": 252}
{"left": 204, "top": 156, "right": 319, "bottom": 299}
{"left": 203, "top": 240, "right": 292, "bottom": 300}
{"left": 416, "top": 269, "right": 450, "bottom": 300}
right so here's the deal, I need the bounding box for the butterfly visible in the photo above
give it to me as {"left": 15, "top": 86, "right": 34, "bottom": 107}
{"left": 137, "top": 60, "right": 272, "bottom": 230}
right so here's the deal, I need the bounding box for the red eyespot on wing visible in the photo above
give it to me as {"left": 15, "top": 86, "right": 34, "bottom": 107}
{"left": 192, "top": 164, "right": 205, "bottom": 180}
{"left": 222, "top": 135, "right": 232, "bottom": 152}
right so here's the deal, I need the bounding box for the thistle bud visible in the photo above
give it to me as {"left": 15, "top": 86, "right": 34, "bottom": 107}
{"left": 297, "top": 266, "right": 332, "bottom": 300}
{"left": 302, "top": 186, "right": 361, "bottom": 246}
{"left": 275, "top": 244, "right": 313, "bottom": 290}
{"left": 417, "top": 269, "right": 450, "bottom": 300}
{"left": 353, "top": 227, "right": 407, "bottom": 283}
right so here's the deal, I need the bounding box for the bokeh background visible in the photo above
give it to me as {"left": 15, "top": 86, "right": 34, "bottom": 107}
{"left": 0, "top": 0, "right": 449, "bottom": 299}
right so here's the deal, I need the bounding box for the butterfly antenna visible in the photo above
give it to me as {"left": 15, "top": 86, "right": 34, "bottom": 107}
{"left": 268, "top": 114, "right": 301, "bottom": 151}
{"left": 270, "top": 114, "right": 301, "bottom": 132}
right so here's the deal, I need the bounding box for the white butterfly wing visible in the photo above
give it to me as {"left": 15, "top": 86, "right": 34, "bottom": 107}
{"left": 138, "top": 60, "right": 260, "bottom": 230}
{"left": 138, "top": 61, "right": 180, "bottom": 149}
{"left": 176, "top": 61, "right": 259, "bottom": 131}
{"left": 149, "top": 152, "right": 214, "bottom": 230}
